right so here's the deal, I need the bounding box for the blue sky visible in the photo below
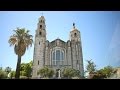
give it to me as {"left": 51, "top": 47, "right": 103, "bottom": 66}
{"left": 0, "top": 11, "right": 120, "bottom": 71}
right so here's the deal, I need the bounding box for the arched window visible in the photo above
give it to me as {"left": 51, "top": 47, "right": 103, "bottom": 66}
{"left": 52, "top": 49, "right": 64, "bottom": 65}
{"left": 74, "top": 33, "right": 77, "bottom": 37}
{"left": 39, "top": 32, "right": 41, "bottom": 35}
{"left": 56, "top": 50, "right": 60, "bottom": 61}
{"left": 40, "top": 25, "right": 42, "bottom": 29}
{"left": 38, "top": 60, "right": 39, "bottom": 65}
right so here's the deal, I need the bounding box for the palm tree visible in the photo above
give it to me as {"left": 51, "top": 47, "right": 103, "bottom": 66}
{"left": 8, "top": 28, "right": 33, "bottom": 79}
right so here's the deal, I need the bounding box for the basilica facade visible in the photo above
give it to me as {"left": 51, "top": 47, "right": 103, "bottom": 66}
{"left": 32, "top": 16, "right": 84, "bottom": 78}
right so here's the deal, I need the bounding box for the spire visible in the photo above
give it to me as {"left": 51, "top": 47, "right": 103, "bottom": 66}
{"left": 39, "top": 13, "right": 45, "bottom": 21}
{"left": 37, "top": 14, "right": 46, "bottom": 31}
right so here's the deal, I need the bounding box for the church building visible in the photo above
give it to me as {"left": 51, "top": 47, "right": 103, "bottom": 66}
{"left": 32, "top": 16, "right": 84, "bottom": 78}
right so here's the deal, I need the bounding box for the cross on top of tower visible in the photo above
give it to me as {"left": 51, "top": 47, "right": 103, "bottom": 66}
{"left": 39, "top": 13, "right": 45, "bottom": 21}
{"left": 73, "top": 22, "right": 75, "bottom": 29}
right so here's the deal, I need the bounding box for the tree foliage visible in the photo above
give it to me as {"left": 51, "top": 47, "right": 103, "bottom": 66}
{"left": 62, "top": 67, "right": 81, "bottom": 79}
{"left": 0, "top": 69, "right": 7, "bottom": 79}
{"left": 86, "top": 60, "right": 96, "bottom": 74}
{"left": 88, "top": 65, "right": 115, "bottom": 79}
{"left": 10, "top": 71, "right": 16, "bottom": 79}
{"left": 5, "top": 67, "right": 12, "bottom": 74}
{"left": 20, "top": 61, "right": 33, "bottom": 78}
{"left": 96, "top": 66, "right": 114, "bottom": 78}
{"left": 0, "top": 67, "right": 2, "bottom": 70}
{"left": 37, "top": 66, "right": 54, "bottom": 78}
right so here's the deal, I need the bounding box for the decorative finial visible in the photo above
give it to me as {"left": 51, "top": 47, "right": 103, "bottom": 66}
{"left": 73, "top": 22, "right": 75, "bottom": 29}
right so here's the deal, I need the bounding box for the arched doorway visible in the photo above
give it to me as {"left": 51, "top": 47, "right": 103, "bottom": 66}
{"left": 56, "top": 69, "right": 61, "bottom": 79}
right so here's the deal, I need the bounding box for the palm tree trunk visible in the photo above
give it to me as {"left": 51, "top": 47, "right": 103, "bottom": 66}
{"left": 15, "top": 55, "right": 21, "bottom": 79}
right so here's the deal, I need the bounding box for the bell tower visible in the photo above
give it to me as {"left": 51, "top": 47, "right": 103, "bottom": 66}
{"left": 70, "top": 23, "right": 84, "bottom": 77}
{"left": 32, "top": 16, "right": 46, "bottom": 78}
{"left": 70, "top": 23, "right": 80, "bottom": 42}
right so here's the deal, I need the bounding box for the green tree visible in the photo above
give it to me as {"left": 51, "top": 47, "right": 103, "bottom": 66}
{"left": 0, "top": 69, "right": 7, "bottom": 79}
{"left": 5, "top": 67, "right": 12, "bottom": 74}
{"left": 88, "top": 66, "right": 114, "bottom": 79}
{"left": 86, "top": 59, "right": 96, "bottom": 74}
{"left": 25, "top": 61, "right": 32, "bottom": 78}
{"left": 74, "top": 69, "right": 81, "bottom": 78}
{"left": 97, "top": 66, "right": 114, "bottom": 78}
{"left": 62, "top": 67, "right": 80, "bottom": 79}
{"left": 8, "top": 28, "right": 33, "bottom": 79}
{"left": 10, "top": 71, "right": 16, "bottom": 79}
{"left": 0, "top": 67, "right": 2, "bottom": 70}
{"left": 37, "top": 66, "right": 54, "bottom": 78}
{"left": 20, "top": 61, "right": 33, "bottom": 78}
{"left": 20, "top": 63, "right": 26, "bottom": 76}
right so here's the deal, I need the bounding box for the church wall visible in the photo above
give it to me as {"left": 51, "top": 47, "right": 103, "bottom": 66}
{"left": 79, "top": 42, "right": 84, "bottom": 76}
{"left": 66, "top": 41, "right": 72, "bottom": 68}
{"left": 63, "top": 48, "right": 67, "bottom": 66}
{"left": 32, "top": 38, "right": 41, "bottom": 77}
{"left": 71, "top": 41, "right": 77, "bottom": 69}
{"left": 45, "top": 40, "right": 50, "bottom": 66}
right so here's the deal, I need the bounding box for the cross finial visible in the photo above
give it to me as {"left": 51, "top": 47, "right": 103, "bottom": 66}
{"left": 73, "top": 22, "right": 75, "bottom": 29}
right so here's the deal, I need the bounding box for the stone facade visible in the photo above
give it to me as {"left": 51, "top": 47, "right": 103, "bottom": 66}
{"left": 32, "top": 16, "right": 84, "bottom": 78}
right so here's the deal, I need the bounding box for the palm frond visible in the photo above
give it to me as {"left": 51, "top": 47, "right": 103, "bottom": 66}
{"left": 8, "top": 36, "right": 18, "bottom": 46}
{"left": 9, "top": 27, "right": 33, "bottom": 56}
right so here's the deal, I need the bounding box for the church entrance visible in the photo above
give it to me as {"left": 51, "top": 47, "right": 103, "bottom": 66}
{"left": 56, "top": 69, "right": 61, "bottom": 79}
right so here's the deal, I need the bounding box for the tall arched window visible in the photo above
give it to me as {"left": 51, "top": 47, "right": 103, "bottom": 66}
{"left": 52, "top": 49, "right": 64, "bottom": 65}
{"left": 39, "top": 32, "right": 41, "bottom": 35}
{"left": 40, "top": 25, "right": 42, "bottom": 29}
{"left": 74, "top": 33, "right": 77, "bottom": 36}
{"left": 56, "top": 50, "right": 60, "bottom": 61}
